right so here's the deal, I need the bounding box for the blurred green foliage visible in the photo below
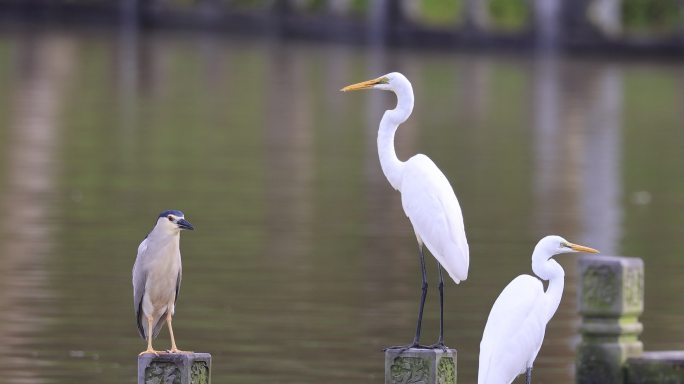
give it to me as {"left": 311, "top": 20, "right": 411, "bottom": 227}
{"left": 35, "top": 0, "right": 684, "bottom": 34}
{"left": 415, "top": 0, "right": 680, "bottom": 33}
{"left": 487, "top": 0, "right": 529, "bottom": 30}
{"left": 622, "top": 0, "right": 682, "bottom": 33}
{"left": 417, "top": 0, "right": 462, "bottom": 26}
{"left": 218, "top": 0, "right": 273, "bottom": 9}
{"left": 349, "top": 0, "right": 370, "bottom": 15}
{"left": 411, "top": 0, "right": 529, "bottom": 30}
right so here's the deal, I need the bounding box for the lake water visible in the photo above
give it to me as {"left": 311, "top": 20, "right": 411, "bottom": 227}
{"left": 0, "top": 26, "right": 683, "bottom": 383}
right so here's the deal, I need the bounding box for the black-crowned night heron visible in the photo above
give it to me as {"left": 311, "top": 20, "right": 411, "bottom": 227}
{"left": 132, "top": 210, "right": 194, "bottom": 355}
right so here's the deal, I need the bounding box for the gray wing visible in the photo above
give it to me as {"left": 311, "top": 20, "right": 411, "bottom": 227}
{"left": 175, "top": 267, "right": 182, "bottom": 304}
{"left": 132, "top": 238, "right": 148, "bottom": 339}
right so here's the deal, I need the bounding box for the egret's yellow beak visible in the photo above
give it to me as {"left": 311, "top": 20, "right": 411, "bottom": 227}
{"left": 340, "top": 76, "right": 389, "bottom": 92}
{"left": 565, "top": 242, "right": 600, "bottom": 254}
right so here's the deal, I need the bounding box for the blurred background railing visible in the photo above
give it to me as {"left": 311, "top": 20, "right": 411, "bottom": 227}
{"left": 1, "top": 0, "right": 684, "bottom": 54}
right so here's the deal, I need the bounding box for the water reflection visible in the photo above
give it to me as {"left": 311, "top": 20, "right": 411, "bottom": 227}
{"left": 0, "top": 27, "right": 682, "bottom": 383}
{"left": 0, "top": 33, "right": 73, "bottom": 383}
{"left": 531, "top": 56, "right": 625, "bottom": 379}
{"left": 580, "top": 65, "right": 622, "bottom": 255}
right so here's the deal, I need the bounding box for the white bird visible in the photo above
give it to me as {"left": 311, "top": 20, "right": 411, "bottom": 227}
{"left": 342, "top": 72, "right": 469, "bottom": 349}
{"left": 133, "top": 210, "right": 194, "bottom": 355}
{"left": 478, "top": 235, "right": 599, "bottom": 384}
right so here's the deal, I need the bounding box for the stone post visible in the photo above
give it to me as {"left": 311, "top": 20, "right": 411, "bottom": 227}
{"left": 587, "top": 0, "right": 622, "bottom": 37}
{"left": 368, "top": 0, "right": 404, "bottom": 45}
{"left": 463, "top": 0, "right": 489, "bottom": 32}
{"left": 532, "top": 0, "right": 561, "bottom": 50}
{"left": 385, "top": 348, "right": 456, "bottom": 384}
{"left": 576, "top": 255, "right": 644, "bottom": 383}
{"left": 138, "top": 353, "right": 211, "bottom": 384}
{"left": 626, "top": 351, "right": 684, "bottom": 383}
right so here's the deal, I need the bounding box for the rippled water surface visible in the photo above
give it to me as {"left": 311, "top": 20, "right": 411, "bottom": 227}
{"left": 0, "top": 27, "right": 683, "bottom": 383}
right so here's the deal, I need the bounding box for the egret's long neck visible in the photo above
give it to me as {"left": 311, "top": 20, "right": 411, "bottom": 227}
{"left": 532, "top": 254, "right": 566, "bottom": 323}
{"left": 378, "top": 84, "right": 414, "bottom": 190}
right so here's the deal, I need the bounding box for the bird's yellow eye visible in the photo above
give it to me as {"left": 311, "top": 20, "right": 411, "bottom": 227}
{"left": 168, "top": 216, "right": 174, "bottom": 221}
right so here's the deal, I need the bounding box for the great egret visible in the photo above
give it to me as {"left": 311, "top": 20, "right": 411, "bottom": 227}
{"left": 133, "top": 210, "right": 194, "bottom": 355}
{"left": 341, "top": 73, "right": 469, "bottom": 349}
{"left": 478, "top": 235, "right": 599, "bottom": 384}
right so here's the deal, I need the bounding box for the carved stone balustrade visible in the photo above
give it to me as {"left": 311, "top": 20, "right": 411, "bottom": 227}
{"left": 576, "top": 255, "right": 644, "bottom": 383}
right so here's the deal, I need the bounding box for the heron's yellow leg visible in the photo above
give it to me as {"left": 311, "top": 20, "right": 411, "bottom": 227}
{"left": 166, "top": 314, "right": 192, "bottom": 354}
{"left": 139, "top": 316, "right": 160, "bottom": 355}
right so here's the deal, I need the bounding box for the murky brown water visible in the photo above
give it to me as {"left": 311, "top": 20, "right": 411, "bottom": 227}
{"left": 0, "top": 26, "right": 683, "bottom": 383}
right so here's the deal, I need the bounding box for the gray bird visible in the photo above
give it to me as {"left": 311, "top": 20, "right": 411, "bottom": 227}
{"left": 133, "top": 210, "right": 194, "bottom": 354}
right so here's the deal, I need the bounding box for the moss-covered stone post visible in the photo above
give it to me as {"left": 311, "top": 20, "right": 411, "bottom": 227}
{"left": 626, "top": 351, "right": 684, "bottom": 383}
{"left": 385, "top": 348, "right": 456, "bottom": 384}
{"left": 576, "top": 255, "right": 643, "bottom": 383}
{"left": 138, "top": 352, "right": 211, "bottom": 384}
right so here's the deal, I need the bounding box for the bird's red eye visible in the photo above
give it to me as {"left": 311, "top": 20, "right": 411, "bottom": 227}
{"left": 168, "top": 216, "right": 173, "bottom": 221}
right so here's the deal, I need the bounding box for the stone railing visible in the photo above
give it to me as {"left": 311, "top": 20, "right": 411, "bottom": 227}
{"left": 576, "top": 255, "right": 684, "bottom": 383}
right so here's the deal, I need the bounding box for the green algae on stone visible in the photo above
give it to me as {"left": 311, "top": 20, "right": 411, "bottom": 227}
{"left": 626, "top": 351, "right": 684, "bottom": 384}
{"left": 145, "top": 362, "right": 182, "bottom": 384}
{"left": 190, "top": 361, "right": 209, "bottom": 384}
{"left": 582, "top": 264, "right": 618, "bottom": 310}
{"left": 390, "top": 356, "right": 429, "bottom": 384}
{"left": 437, "top": 356, "right": 455, "bottom": 384}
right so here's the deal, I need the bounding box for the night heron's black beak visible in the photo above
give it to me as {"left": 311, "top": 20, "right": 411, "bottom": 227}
{"left": 177, "top": 218, "right": 194, "bottom": 230}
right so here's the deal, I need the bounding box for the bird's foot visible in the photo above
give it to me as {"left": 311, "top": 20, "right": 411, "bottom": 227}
{"left": 167, "top": 348, "right": 194, "bottom": 354}
{"left": 384, "top": 343, "right": 431, "bottom": 355}
{"left": 139, "top": 349, "right": 161, "bottom": 356}
{"left": 426, "top": 342, "right": 450, "bottom": 352}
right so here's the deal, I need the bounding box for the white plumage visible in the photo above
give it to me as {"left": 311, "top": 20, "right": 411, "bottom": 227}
{"left": 400, "top": 154, "right": 469, "bottom": 283}
{"left": 479, "top": 276, "right": 547, "bottom": 383}
{"left": 342, "top": 72, "right": 468, "bottom": 347}
{"left": 478, "top": 235, "right": 599, "bottom": 384}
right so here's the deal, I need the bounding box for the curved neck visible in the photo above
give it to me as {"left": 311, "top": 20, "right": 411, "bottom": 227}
{"left": 532, "top": 255, "right": 565, "bottom": 323}
{"left": 377, "top": 86, "right": 414, "bottom": 190}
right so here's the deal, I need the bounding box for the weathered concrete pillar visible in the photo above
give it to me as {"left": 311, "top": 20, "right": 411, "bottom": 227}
{"left": 588, "top": 0, "right": 622, "bottom": 37}
{"left": 463, "top": 0, "right": 489, "bottom": 32}
{"left": 561, "top": 0, "right": 621, "bottom": 39}
{"left": 533, "top": 0, "right": 561, "bottom": 50}
{"left": 576, "top": 255, "right": 644, "bottom": 383}
{"left": 400, "top": 0, "right": 421, "bottom": 22}
{"left": 626, "top": 351, "right": 684, "bottom": 383}
{"left": 368, "top": 0, "right": 404, "bottom": 45}
{"left": 385, "top": 348, "right": 456, "bottom": 384}
{"left": 138, "top": 353, "right": 211, "bottom": 384}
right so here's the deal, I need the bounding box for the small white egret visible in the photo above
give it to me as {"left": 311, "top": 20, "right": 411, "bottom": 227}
{"left": 133, "top": 210, "right": 194, "bottom": 355}
{"left": 478, "top": 235, "right": 599, "bottom": 384}
{"left": 342, "top": 73, "right": 469, "bottom": 349}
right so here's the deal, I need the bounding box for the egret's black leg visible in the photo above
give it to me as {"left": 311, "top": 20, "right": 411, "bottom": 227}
{"left": 437, "top": 263, "right": 444, "bottom": 344}
{"left": 526, "top": 367, "right": 532, "bottom": 384}
{"left": 412, "top": 245, "right": 429, "bottom": 346}
{"left": 384, "top": 245, "right": 430, "bottom": 353}
{"left": 429, "top": 264, "right": 447, "bottom": 351}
